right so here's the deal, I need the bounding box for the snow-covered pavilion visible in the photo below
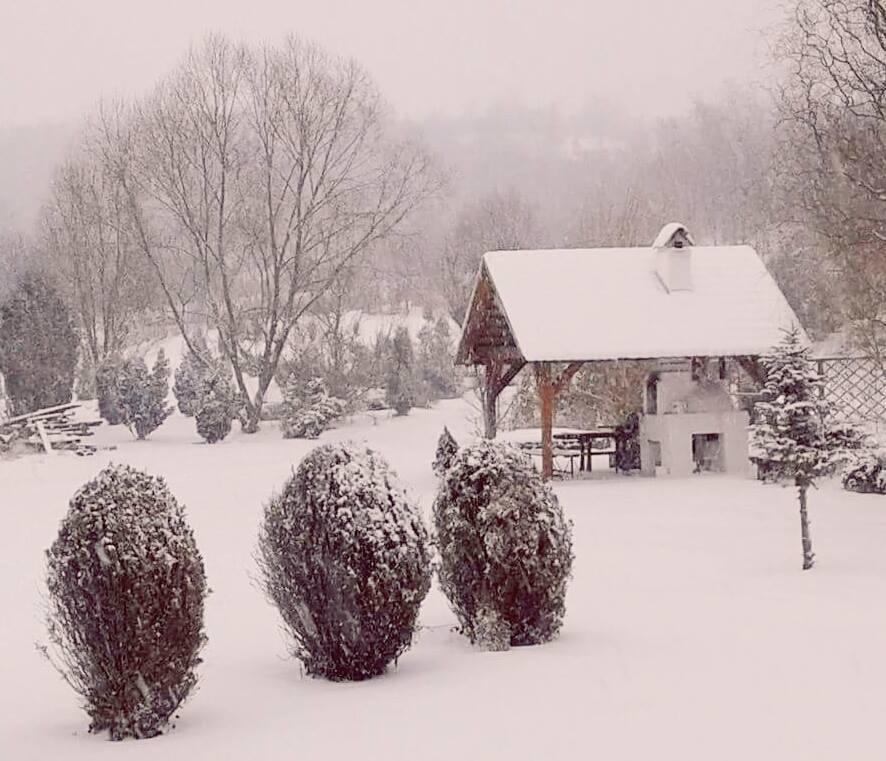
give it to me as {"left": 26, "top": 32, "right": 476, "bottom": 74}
{"left": 456, "top": 223, "right": 803, "bottom": 479}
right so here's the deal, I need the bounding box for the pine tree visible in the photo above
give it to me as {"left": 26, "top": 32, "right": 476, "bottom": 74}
{"left": 750, "top": 328, "right": 868, "bottom": 569}
{"left": 433, "top": 426, "right": 459, "bottom": 477}
{"left": 417, "top": 315, "right": 458, "bottom": 400}
{"left": 195, "top": 368, "right": 237, "bottom": 444}
{"left": 0, "top": 272, "right": 78, "bottom": 415}
{"left": 173, "top": 338, "right": 211, "bottom": 417}
{"left": 280, "top": 377, "right": 345, "bottom": 439}
{"left": 385, "top": 326, "right": 417, "bottom": 416}
{"left": 117, "top": 350, "right": 173, "bottom": 440}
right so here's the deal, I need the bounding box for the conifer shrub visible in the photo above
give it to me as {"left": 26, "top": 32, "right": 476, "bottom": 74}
{"left": 172, "top": 350, "right": 206, "bottom": 418}
{"left": 117, "top": 351, "right": 173, "bottom": 439}
{"left": 95, "top": 356, "right": 124, "bottom": 425}
{"left": 257, "top": 443, "right": 432, "bottom": 681}
{"left": 433, "top": 440, "right": 573, "bottom": 650}
{"left": 194, "top": 370, "right": 237, "bottom": 444}
{"left": 43, "top": 465, "right": 207, "bottom": 740}
{"left": 0, "top": 272, "right": 78, "bottom": 415}
{"left": 385, "top": 326, "right": 417, "bottom": 415}
{"left": 433, "top": 426, "right": 459, "bottom": 477}
{"left": 280, "top": 377, "right": 345, "bottom": 439}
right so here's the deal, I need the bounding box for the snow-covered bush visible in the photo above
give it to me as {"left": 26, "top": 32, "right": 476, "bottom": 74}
{"left": 95, "top": 356, "right": 124, "bottom": 425}
{"left": 842, "top": 449, "right": 886, "bottom": 494}
{"left": 117, "top": 351, "right": 173, "bottom": 440}
{"left": 0, "top": 272, "right": 78, "bottom": 415}
{"left": 385, "top": 326, "right": 417, "bottom": 415}
{"left": 257, "top": 443, "right": 432, "bottom": 681}
{"left": 433, "top": 440, "right": 573, "bottom": 650}
{"left": 173, "top": 346, "right": 208, "bottom": 417}
{"left": 433, "top": 426, "right": 459, "bottom": 477}
{"left": 417, "top": 315, "right": 459, "bottom": 400}
{"left": 195, "top": 370, "right": 237, "bottom": 444}
{"left": 280, "top": 377, "right": 345, "bottom": 439}
{"left": 43, "top": 465, "right": 207, "bottom": 740}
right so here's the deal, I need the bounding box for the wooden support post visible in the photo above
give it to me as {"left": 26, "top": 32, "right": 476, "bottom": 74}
{"left": 536, "top": 363, "right": 555, "bottom": 479}
{"left": 535, "top": 361, "right": 584, "bottom": 480}
{"left": 482, "top": 359, "right": 526, "bottom": 439}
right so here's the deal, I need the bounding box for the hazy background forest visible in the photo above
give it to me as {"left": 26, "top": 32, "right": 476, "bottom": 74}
{"left": 2, "top": 0, "right": 886, "bottom": 430}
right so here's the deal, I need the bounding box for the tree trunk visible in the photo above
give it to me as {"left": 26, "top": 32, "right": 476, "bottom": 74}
{"left": 536, "top": 363, "right": 555, "bottom": 480}
{"left": 798, "top": 480, "right": 815, "bottom": 570}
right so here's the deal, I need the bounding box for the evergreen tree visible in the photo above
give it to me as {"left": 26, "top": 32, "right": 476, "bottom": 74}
{"left": 117, "top": 350, "right": 173, "bottom": 440}
{"left": 173, "top": 338, "right": 211, "bottom": 417}
{"left": 385, "top": 326, "right": 417, "bottom": 415}
{"left": 417, "top": 315, "right": 458, "bottom": 400}
{"left": 195, "top": 368, "right": 237, "bottom": 444}
{"left": 0, "top": 272, "right": 78, "bottom": 415}
{"left": 280, "top": 377, "right": 345, "bottom": 439}
{"left": 95, "top": 355, "right": 124, "bottom": 425}
{"left": 750, "top": 328, "right": 868, "bottom": 569}
{"left": 433, "top": 426, "right": 459, "bottom": 477}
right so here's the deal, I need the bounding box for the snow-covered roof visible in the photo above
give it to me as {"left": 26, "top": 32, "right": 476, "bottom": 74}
{"left": 463, "top": 244, "right": 804, "bottom": 363}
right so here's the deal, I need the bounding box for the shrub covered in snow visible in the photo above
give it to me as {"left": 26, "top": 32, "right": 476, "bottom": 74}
{"left": 173, "top": 344, "right": 210, "bottom": 417}
{"left": 280, "top": 377, "right": 345, "bottom": 439}
{"left": 117, "top": 351, "right": 173, "bottom": 439}
{"left": 433, "top": 440, "right": 573, "bottom": 650}
{"left": 842, "top": 449, "right": 886, "bottom": 494}
{"left": 0, "top": 272, "right": 78, "bottom": 415}
{"left": 433, "top": 426, "right": 459, "bottom": 477}
{"left": 43, "top": 465, "right": 207, "bottom": 740}
{"left": 385, "top": 326, "right": 417, "bottom": 415}
{"left": 195, "top": 370, "right": 237, "bottom": 444}
{"left": 95, "top": 355, "right": 124, "bottom": 425}
{"left": 257, "top": 443, "right": 432, "bottom": 681}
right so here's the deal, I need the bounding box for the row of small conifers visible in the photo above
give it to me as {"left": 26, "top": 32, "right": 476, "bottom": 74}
{"left": 42, "top": 432, "right": 574, "bottom": 741}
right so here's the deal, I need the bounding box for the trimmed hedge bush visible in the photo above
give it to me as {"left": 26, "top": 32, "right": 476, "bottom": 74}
{"left": 44, "top": 465, "right": 207, "bottom": 740}
{"left": 258, "top": 443, "right": 431, "bottom": 681}
{"left": 433, "top": 440, "right": 573, "bottom": 650}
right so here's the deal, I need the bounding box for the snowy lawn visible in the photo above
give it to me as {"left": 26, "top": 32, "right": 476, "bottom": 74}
{"left": 3, "top": 398, "right": 886, "bottom": 760}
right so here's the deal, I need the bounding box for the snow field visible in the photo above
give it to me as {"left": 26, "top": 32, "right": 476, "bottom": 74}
{"left": 2, "top": 398, "right": 886, "bottom": 760}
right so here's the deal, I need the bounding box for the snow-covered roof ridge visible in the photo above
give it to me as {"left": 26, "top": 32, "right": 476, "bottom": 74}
{"left": 472, "top": 243, "right": 805, "bottom": 363}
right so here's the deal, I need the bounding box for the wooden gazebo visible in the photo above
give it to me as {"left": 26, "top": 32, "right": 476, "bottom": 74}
{"left": 456, "top": 224, "right": 803, "bottom": 479}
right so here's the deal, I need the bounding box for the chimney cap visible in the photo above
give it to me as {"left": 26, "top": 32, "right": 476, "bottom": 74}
{"left": 652, "top": 222, "right": 695, "bottom": 249}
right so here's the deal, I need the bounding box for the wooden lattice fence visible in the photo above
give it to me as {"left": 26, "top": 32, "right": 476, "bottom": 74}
{"left": 816, "top": 357, "right": 886, "bottom": 422}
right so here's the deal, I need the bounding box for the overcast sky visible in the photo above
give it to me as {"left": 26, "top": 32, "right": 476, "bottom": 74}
{"left": 2, "top": 0, "right": 782, "bottom": 127}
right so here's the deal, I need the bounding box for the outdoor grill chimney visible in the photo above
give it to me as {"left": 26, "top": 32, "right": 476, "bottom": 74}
{"left": 653, "top": 222, "right": 694, "bottom": 293}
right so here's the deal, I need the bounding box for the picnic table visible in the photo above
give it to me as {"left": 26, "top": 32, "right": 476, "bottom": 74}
{"left": 553, "top": 429, "right": 618, "bottom": 473}
{"left": 507, "top": 427, "right": 621, "bottom": 478}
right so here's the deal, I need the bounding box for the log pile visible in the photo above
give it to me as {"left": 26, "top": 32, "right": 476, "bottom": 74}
{"left": 0, "top": 403, "right": 103, "bottom": 456}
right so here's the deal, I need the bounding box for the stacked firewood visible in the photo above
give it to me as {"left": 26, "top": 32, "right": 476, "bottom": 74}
{"left": 0, "top": 403, "right": 102, "bottom": 456}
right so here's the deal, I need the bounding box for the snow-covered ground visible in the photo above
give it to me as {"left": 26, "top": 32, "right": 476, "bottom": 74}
{"left": 3, "top": 398, "right": 886, "bottom": 760}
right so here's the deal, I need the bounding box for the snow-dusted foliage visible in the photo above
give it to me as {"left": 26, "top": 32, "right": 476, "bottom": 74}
{"left": 385, "top": 326, "right": 417, "bottom": 415}
{"left": 257, "top": 443, "right": 432, "bottom": 681}
{"left": 280, "top": 377, "right": 345, "bottom": 439}
{"left": 842, "top": 449, "right": 886, "bottom": 494}
{"left": 43, "top": 465, "right": 207, "bottom": 740}
{"left": 117, "top": 351, "right": 173, "bottom": 440}
{"left": 173, "top": 344, "right": 210, "bottom": 417}
{"left": 417, "top": 314, "right": 459, "bottom": 400}
{"left": 0, "top": 272, "right": 78, "bottom": 415}
{"left": 95, "top": 356, "right": 124, "bottom": 425}
{"left": 433, "top": 440, "right": 573, "bottom": 650}
{"left": 195, "top": 369, "right": 237, "bottom": 444}
{"left": 433, "top": 426, "right": 459, "bottom": 477}
{"left": 750, "top": 328, "right": 869, "bottom": 568}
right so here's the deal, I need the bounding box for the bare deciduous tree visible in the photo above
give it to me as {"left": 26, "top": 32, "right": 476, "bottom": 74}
{"left": 111, "top": 36, "right": 436, "bottom": 431}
